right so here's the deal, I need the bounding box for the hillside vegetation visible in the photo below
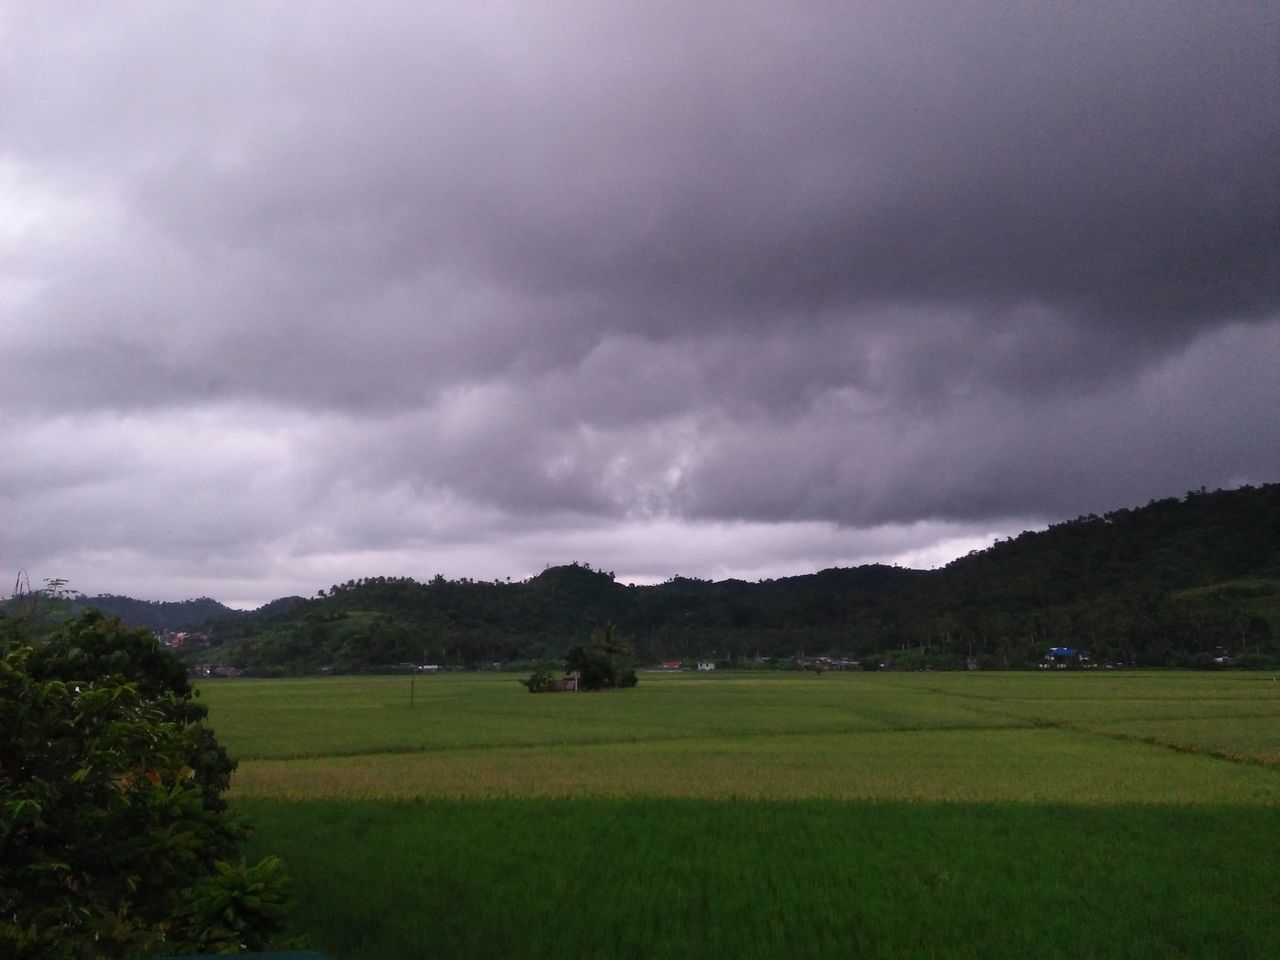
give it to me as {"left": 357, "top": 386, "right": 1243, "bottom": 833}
{"left": 50, "top": 484, "right": 1280, "bottom": 671}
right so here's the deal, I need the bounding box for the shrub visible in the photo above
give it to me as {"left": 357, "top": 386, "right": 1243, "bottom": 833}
{"left": 0, "top": 608, "right": 294, "bottom": 958}
{"left": 520, "top": 670, "right": 557, "bottom": 693}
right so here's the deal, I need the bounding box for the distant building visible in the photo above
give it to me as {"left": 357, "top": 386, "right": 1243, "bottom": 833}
{"left": 1042, "top": 647, "right": 1092, "bottom": 669}
{"left": 192, "top": 664, "right": 243, "bottom": 678}
{"left": 696, "top": 662, "right": 715, "bottom": 671}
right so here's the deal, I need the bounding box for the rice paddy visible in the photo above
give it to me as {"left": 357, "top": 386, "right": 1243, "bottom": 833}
{"left": 201, "top": 671, "right": 1280, "bottom": 958}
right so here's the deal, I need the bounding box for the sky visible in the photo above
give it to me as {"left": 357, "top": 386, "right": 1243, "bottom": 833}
{"left": 2, "top": 2, "right": 1277, "bottom": 608}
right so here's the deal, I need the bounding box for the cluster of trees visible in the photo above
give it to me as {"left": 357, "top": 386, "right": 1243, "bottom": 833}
{"left": 0, "top": 595, "right": 294, "bottom": 957}
{"left": 564, "top": 623, "right": 639, "bottom": 691}
{"left": 521, "top": 623, "right": 639, "bottom": 692}
{"left": 37, "top": 484, "right": 1280, "bottom": 674}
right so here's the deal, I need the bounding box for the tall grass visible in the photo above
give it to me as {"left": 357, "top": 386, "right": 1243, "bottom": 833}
{"left": 201, "top": 672, "right": 1280, "bottom": 802}
{"left": 243, "top": 798, "right": 1280, "bottom": 960}
{"left": 200, "top": 671, "right": 1280, "bottom": 766}
{"left": 204, "top": 673, "right": 1280, "bottom": 958}
{"left": 230, "top": 726, "right": 1280, "bottom": 804}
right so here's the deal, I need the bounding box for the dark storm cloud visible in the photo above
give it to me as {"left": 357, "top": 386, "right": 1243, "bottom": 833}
{"left": 682, "top": 321, "right": 1280, "bottom": 524}
{"left": 1, "top": 2, "right": 1276, "bottom": 601}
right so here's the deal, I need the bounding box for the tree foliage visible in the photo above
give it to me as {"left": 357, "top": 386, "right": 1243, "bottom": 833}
{"left": 66, "top": 484, "right": 1280, "bottom": 671}
{"left": 0, "top": 607, "right": 292, "bottom": 958}
{"left": 518, "top": 669, "right": 557, "bottom": 693}
{"left": 564, "top": 623, "right": 638, "bottom": 691}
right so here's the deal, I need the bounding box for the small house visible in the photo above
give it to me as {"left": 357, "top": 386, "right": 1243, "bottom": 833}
{"left": 1042, "top": 647, "right": 1091, "bottom": 669}
{"left": 696, "top": 662, "right": 715, "bottom": 671}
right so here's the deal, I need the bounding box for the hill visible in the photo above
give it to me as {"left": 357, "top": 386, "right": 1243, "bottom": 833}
{"left": 0, "top": 594, "right": 309, "bottom": 636}
{"left": 63, "top": 594, "right": 239, "bottom": 632}
{"left": 22, "top": 484, "right": 1279, "bottom": 672}
{"left": 179, "top": 483, "right": 1277, "bottom": 673}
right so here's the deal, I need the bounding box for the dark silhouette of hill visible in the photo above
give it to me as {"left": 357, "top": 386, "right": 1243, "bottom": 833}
{"left": 33, "top": 484, "right": 1280, "bottom": 671}
{"left": 62, "top": 595, "right": 237, "bottom": 632}
{"left": 55, "top": 594, "right": 306, "bottom": 634}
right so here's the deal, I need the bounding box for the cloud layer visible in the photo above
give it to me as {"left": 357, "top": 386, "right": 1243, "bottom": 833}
{"left": 2, "top": 2, "right": 1276, "bottom": 604}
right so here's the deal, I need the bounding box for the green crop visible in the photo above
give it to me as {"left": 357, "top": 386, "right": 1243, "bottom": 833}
{"left": 201, "top": 672, "right": 1280, "bottom": 958}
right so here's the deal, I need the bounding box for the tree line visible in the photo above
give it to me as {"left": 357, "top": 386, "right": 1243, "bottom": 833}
{"left": 45, "top": 484, "right": 1280, "bottom": 672}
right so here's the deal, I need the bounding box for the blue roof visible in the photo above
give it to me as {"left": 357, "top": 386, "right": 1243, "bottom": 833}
{"left": 1048, "top": 647, "right": 1078, "bottom": 657}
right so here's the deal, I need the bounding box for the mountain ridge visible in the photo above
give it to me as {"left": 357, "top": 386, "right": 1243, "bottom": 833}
{"left": 15, "top": 483, "right": 1278, "bottom": 670}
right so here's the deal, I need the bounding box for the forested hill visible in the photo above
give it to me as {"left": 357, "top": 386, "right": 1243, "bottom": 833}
{"left": 172, "top": 483, "right": 1278, "bottom": 673}
{"left": 62, "top": 595, "right": 238, "bottom": 631}
{"left": 34, "top": 594, "right": 305, "bottom": 634}
{"left": 940, "top": 484, "right": 1278, "bottom": 608}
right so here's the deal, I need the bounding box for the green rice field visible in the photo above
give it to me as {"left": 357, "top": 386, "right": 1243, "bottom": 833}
{"left": 200, "top": 671, "right": 1280, "bottom": 959}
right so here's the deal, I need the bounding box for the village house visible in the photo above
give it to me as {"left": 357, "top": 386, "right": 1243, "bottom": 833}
{"left": 1041, "top": 647, "right": 1092, "bottom": 669}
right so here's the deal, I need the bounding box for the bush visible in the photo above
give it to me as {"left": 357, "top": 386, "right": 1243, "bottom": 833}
{"left": 520, "top": 669, "right": 557, "bottom": 693}
{"left": 1236, "top": 652, "right": 1278, "bottom": 670}
{"left": 0, "top": 608, "right": 294, "bottom": 957}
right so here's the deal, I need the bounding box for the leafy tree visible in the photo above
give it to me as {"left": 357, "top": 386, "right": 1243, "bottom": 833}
{"left": 564, "top": 623, "right": 638, "bottom": 691}
{"left": 0, "top": 608, "right": 293, "bottom": 958}
{"left": 519, "top": 669, "right": 557, "bottom": 693}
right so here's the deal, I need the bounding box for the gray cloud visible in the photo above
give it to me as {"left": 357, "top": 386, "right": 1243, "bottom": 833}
{"left": 1, "top": 2, "right": 1276, "bottom": 603}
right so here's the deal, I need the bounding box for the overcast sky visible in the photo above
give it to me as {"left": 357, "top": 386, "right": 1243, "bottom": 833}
{"left": 2, "top": 2, "right": 1276, "bottom": 607}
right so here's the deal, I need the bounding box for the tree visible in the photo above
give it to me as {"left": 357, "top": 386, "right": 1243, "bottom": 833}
{"left": 519, "top": 668, "right": 557, "bottom": 693}
{"left": 0, "top": 607, "right": 293, "bottom": 958}
{"left": 563, "top": 623, "right": 638, "bottom": 691}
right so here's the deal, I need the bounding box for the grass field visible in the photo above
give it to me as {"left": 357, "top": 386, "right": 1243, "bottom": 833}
{"left": 200, "top": 672, "right": 1280, "bottom": 958}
